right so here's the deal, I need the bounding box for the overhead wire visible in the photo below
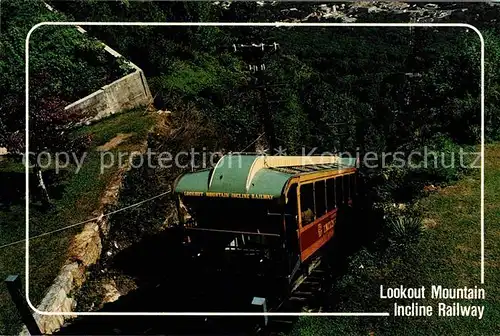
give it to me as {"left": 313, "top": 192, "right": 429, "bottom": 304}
{"left": 237, "top": 132, "right": 266, "bottom": 153}
{"left": 0, "top": 189, "right": 171, "bottom": 250}
{"left": 1, "top": 90, "right": 167, "bottom": 250}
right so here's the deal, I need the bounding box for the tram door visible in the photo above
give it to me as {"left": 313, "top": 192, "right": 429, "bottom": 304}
{"left": 285, "top": 184, "right": 301, "bottom": 280}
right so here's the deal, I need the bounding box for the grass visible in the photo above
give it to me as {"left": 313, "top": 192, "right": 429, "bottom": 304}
{"left": 0, "top": 109, "right": 155, "bottom": 335}
{"left": 291, "top": 143, "right": 500, "bottom": 335}
{"left": 72, "top": 108, "right": 154, "bottom": 146}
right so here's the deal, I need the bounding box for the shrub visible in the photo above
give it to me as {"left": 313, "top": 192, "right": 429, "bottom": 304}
{"left": 385, "top": 215, "right": 422, "bottom": 245}
{"left": 421, "top": 134, "right": 467, "bottom": 183}
{"left": 364, "top": 165, "right": 424, "bottom": 204}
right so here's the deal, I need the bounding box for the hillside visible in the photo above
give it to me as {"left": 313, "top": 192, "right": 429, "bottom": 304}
{"left": 0, "top": 1, "right": 498, "bottom": 335}
{"left": 0, "top": 110, "right": 156, "bottom": 334}
{"left": 0, "top": 0, "right": 133, "bottom": 153}
{"left": 291, "top": 143, "right": 499, "bottom": 335}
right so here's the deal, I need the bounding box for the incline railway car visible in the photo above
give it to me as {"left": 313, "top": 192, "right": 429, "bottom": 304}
{"left": 173, "top": 154, "right": 357, "bottom": 300}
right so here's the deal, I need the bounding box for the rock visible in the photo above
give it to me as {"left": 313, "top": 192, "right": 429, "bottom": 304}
{"left": 353, "top": 7, "right": 369, "bottom": 14}
{"left": 423, "top": 218, "right": 437, "bottom": 228}
{"left": 68, "top": 222, "right": 102, "bottom": 266}
{"left": 52, "top": 264, "right": 79, "bottom": 294}
{"left": 101, "top": 280, "right": 121, "bottom": 306}
{"left": 68, "top": 261, "right": 85, "bottom": 288}
{"left": 322, "top": 7, "right": 331, "bottom": 14}
{"left": 24, "top": 153, "right": 128, "bottom": 334}
{"left": 29, "top": 263, "right": 79, "bottom": 334}
{"left": 60, "top": 296, "right": 75, "bottom": 313}
{"left": 423, "top": 184, "right": 439, "bottom": 192}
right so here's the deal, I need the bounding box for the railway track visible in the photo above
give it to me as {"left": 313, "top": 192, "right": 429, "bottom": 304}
{"left": 259, "top": 256, "right": 332, "bottom": 335}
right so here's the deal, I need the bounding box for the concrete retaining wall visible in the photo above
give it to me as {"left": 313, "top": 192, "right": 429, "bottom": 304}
{"left": 65, "top": 70, "right": 152, "bottom": 126}
{"left": 43, "top": 2, "right": 153, "bottom": 127}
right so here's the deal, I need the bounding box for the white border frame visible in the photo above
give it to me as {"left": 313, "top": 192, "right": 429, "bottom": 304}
{"left": 25, "top": 22, "right": 484, "bottom": 317}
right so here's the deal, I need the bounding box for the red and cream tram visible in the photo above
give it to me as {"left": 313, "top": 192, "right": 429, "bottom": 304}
{"left": 173, "top": 154, "right": 357, "bottom": 299}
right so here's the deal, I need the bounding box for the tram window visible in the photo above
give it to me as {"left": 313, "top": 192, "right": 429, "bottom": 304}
{"left": 285, "top": 184, "right": 299, "bottom": 240}
{"left": 300, "top": 183, "right": 315, "bottom": 226}
{"left": 344, "top": 175, "right": 350, "bottom": 203}
{"left": 286, "top": 184, "right": 298, "bottom": 215}
{"left": 326, "top": 178, "right": 335, "bottom": 211}
{"left": 315, "top": 180, "right": 326, "bottom": 217}
{"left": 351, "top": 174, "right": 357, "bottom": 197}
{"left": 335, "top": 177, "right": 343, "bottom": 206}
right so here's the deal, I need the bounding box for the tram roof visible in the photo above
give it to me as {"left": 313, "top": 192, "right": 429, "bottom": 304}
{"left": 174, "top": 154, "right": 357, "bottom": 199}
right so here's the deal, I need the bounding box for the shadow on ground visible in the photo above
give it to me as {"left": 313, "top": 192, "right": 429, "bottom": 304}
{"left": 57, "top": 230, "right": 271, "bottom": 335}
{"left": 56, "top": 189, "right": 381, "bottom": 335}
{"left": 0, "top": 169, "right": 69, "bottom": 211}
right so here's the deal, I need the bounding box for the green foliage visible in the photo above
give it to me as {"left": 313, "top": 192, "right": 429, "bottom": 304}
{"left": 3, "top": 1, "right": 496, "bottom": 155}
{"left": 422, "top": 135, "right": 468, "bottom": 182}
{"left": 0, "top": 0, "right": 131, "bottom": 150}
{"left": 2, "top": 1, "right": 499, "bottom": 333}
{"left": 105, "top": 156, "right": 171, "bottom": 245}
{"left": 151, "top": 54, "right": 244, "bottom": 98}
{"left": 46, "top": 2, "right": 493, "bottom": 155}
{"left": 0, "top": 109, "right": 155, "bottom": 335}
{"left": 71, "top": 108, "right": 155, "bottom": 146}
{"left": 292, "top": 143, "right": 498, "bottom": 336}
{"left": 484, "top": 30, "right": 500, "bottom": 141}
{"left": 71, "top": 265, "right": 106, "bottom": 311}
{"left": 385, "top": 215, "right": 422, "bottom": 244}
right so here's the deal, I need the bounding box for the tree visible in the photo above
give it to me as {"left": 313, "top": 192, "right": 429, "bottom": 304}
{"left": 16, "top": 96, "right": 82, "bottom": 205}
{"left": 0, "top": 0, "right": 129, "bottom": 205}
